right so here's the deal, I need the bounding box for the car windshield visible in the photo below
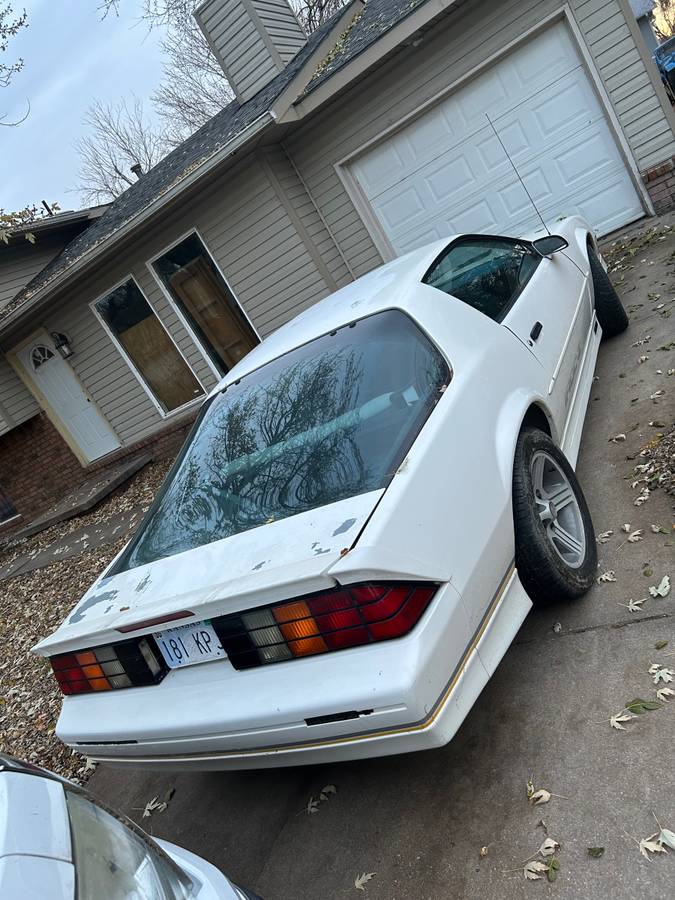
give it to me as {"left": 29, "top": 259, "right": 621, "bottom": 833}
{"left": 655, "top": 36, "right": 675, "bottom": 59}
{"left": 65, "top": 790, "right": 192, "bottom": 900}
{"left": 116, "top": 310, "right": 450, "bottom": 571}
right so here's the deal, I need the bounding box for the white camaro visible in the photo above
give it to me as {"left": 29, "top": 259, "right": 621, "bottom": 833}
{"left": 34, "top": 216, "right": 627, "bottom": 770}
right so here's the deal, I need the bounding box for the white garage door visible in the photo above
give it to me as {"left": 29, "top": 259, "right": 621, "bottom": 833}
{"left": 350, "top": 22, "right": 645, "bottom": 255}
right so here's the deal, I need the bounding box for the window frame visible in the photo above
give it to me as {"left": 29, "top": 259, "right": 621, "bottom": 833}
{"left": 146, "top": 228, "right": 261, "bottom": 381}
{"left": 89, "top": 274, "right": 208, "bottom": 420}
{"left": 422, "top": 233, "right": 541, "bottom": 323}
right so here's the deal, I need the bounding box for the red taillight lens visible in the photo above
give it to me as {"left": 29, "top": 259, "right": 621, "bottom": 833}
{"left": 49, "top": 638, "right": 166, "bottom": 696}
{"left": 214, "top": 582, "right": 438, "bottom": 669}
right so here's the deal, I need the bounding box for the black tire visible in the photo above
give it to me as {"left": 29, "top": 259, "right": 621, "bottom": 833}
{"left": 588, "top": 246, "right": 628, "bottom": 338}
{"left": 513, "top": 428, "right": 597, "bottom": 605}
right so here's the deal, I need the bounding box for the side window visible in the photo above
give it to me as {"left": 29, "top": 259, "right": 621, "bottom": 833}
{"left": 422, "top": 237, "right": 540, "bottom": 322}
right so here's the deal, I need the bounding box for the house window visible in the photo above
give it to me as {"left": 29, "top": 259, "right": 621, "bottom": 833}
{"left": 0, "top": 485, "right": 17, "bottom": 524}
{"left": 94, "top": 279, "right": 204, "bottom": 415}
{"left": 151, "top": 233, "right": 258, "bottom": 375}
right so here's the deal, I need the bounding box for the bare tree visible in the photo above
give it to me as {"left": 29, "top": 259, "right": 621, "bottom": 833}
{"left": 1, "top": 3, "right": 28, "bottom": 126}
{"left": 75, "top": 97, "right": 169, "bottom": 202}
{"left": 653, "top": 1, "right": 675, "bottom": 41}
{"left": 153, "top": 17, "right": 232, "bottom": 146}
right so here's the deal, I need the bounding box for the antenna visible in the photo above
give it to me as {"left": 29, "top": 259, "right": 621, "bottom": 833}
{"left": 485, "top": 112, "right": 550, "bottom": 235}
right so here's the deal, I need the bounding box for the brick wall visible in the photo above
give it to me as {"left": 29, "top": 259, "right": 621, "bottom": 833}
{"left": 0, "top": 407, "right": 198, "bottom": 533}
{"left": 642, "top": 156, "right": 675, "bottom": 214}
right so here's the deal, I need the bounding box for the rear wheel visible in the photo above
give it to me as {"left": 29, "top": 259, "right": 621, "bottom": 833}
{"left": 513, "top": 428, "right": 597, "bottom": 605}
{"left": 588, "top": 246, "right": 628, "bottom": 338}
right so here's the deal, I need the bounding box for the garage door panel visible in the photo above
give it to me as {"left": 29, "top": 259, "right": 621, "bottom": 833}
{"left": 350, "top": 21, "right": 644, "bottom": 247}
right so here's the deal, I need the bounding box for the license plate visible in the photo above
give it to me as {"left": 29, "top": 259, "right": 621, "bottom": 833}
{"left": 153, "top": 620, "right": 226, "bottom": 669}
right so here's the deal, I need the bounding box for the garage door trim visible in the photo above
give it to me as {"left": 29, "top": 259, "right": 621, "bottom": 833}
{"left": 335, "top": 5, "right": 651, "bottom": 262}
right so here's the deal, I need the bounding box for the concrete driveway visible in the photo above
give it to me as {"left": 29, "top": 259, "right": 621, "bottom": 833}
{"left": 90, "top": 218, "right": 675, "bottom": 900}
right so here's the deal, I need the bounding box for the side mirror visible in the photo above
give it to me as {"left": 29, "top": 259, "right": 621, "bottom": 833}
{"left": 532, "top": 235, "right": 568, "bottom": 257}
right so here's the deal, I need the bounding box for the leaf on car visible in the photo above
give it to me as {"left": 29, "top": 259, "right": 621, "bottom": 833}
{"left": 530, "top": 789, "right": 551, "bottom": 806}
{"left": 587, "top": 847, "right": 605, "bottom": 858}
{"left": 597, "top": 571, "right": 617, "bottom": 583}
{"left": 596, "top": 530, "right": 613, "bottom": 543}
{"left": 639, "top": 835, "right": 666, "bottom": 860}
{"left": 610, "top": 713, "right": 636, "bottom": 730}
{"left": 627, "top": 529, "right": 643, "bottom": 543}
{"left": 649, "top": 576, "right": 671, "bottom": 598}
{"left": 657, "top": 687, "right": 675, "bottom": 702}
{"left": 608, "top": 433, "right": 626, "bottom": 443}
{"left": 538, "top": 838, "right": 560, "bottom": 857}
{"left": 523, "top": 860, "right": 549, "bottom": 881}
{"left": 319, "top": 784, "right": 337, "bottom": 801}
{"left": 621, "top": 598, "right": 646, "bottom": 612}
{"left": 142, "top": 796, "right": 169, "bottom": 818}
{"left": 354, "top": 872, "right": 376, "bottom": 891}
{"left": 625, "top": 698, "right": 663, "bottom": 714}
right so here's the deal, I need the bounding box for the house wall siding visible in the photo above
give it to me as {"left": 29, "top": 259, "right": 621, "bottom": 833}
{"left": 285, "top": 0, "right": 673, "bottom": 268}
{"left": 6, "top": 155, "right": 336, "bottom": 457}
{"left": 0, "top": 355, "right": 40, "bottom": 436}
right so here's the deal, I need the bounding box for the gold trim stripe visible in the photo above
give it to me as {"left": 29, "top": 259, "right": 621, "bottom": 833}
{"left": 97, "top": 564, "right": 517, "bottom": 762}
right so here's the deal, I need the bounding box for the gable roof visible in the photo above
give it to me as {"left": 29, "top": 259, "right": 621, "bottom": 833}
{"left": 1, "top": 0, "right": 435, "bottom": 332}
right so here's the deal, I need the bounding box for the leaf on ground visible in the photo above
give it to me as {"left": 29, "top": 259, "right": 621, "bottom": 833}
{"left": 587, "top": 847, "right": 605, "bottom": 858}
{"left": 650, "top": 390, "right": 665, "bottom": 400}
{"left": 650, "top": 666, "right": 675, "bottom": 685}
{"left": 142, "top": 796, "right": 168, "bottom": 818}
{"left": 622, "top": 523, "right": 631, "bottom": 533}
{"left": 639, "top": 355, "right": 648, "bottom": 364}
{"left": 610, "top": 713, "right": 636, "bottom": 730}
{"left": 639, "top": 835, "right": 667, "bottom": 860}
{"left": 530, "top": 789, "right": 551, "bottom": 806}
{"left": 649, "top": 576, "right": 671, "bottom": 598}
{"left": 526, "top": 778, "right": 535, "bottom": 799}
{"left": 625, "top": 698, "right": 663, "bottom": 714}
{"left": 634, "top": 488, "right": 650, "bottom": 507}
{"left": 627, "top": 529, "right": 643, "bottom": 543}
{"left": 523, "top": 860, "right": 549, "bottom": 881}
{"left": 597, "top": 571, "right": 617, "bottom": 583}
{"left": 651, "top": 525, "right": 669, "bottom": 534}
{"left": 608, "top": 433, "right": 626, "bottom": 443}
{"left": 655, "top": 640, "right": 669, "bottom": 650}
{"left": 539, "top": 838, "right": 560, "bottom": 857}
{"left": 657, "top": 687, "right": 675, "bottom": 702}
{"left": 621, "top": 598, "right": 646, "bottom": 612}
{"left": 354, "top": 872, "right": 376, "bottom": 891}
{"left": 596, "top": 530, "right": 613, "bottom": 543}
{"left": 479, "top": 846, "right": 489, "bottom": 858}
{"left": 656, "top": 828, "right": 675, "bottom": 850}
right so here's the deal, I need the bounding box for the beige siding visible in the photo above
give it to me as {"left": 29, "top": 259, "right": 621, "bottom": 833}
{"left": 24, "top": 156, "right": 333, "bottom": 450}
{"left": 0, "top": 235, "right": 69, "bottom": 309}
{"left": 285, "top": 0, "right": 673, "bottom": 272}
{"left": 0, "top": 355, "right": 40, "bottom": 436}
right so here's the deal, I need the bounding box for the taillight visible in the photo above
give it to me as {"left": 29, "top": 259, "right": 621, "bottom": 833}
{"left": 50, "top": 637, "right": 166, "bottom": 696}
{"left": 213, "top": 582, "right": 437, "bottom": 670}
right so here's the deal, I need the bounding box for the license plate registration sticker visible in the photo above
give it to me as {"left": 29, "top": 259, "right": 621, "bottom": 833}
{"left": 153, "top": 620, "right": 226, "bottom": 669}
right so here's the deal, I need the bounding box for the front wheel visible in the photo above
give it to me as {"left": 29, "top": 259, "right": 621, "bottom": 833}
{"left": 513, "top": 428, "right": 597, "bottom": 605}
{"left": 588, "top": 246, "right": 628, "bottom": 338}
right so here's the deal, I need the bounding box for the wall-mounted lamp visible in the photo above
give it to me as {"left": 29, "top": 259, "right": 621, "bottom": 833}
{"left": 51, "top": 331, "right": 74, "bottom": 360}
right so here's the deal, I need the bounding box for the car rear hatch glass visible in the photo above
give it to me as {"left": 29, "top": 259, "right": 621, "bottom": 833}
{"left": 113, "top": 309, "right": 450, "bottom": 573}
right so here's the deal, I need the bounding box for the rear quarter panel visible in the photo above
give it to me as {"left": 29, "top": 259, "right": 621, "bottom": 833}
{"left": 329, "top": 284, "right": 553, "bottom": 634}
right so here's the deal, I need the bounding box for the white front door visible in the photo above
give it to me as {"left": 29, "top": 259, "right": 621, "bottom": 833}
{"left": 350, "top": 21, "right": 645, "bottom": 253}
{"left": 17, "top": 333, "right": 120, "bottom": 462}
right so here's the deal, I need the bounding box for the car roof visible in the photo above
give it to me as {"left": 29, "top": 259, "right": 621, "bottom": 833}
{"left": 211, "top": 237, "right": 454, "bottom": 393}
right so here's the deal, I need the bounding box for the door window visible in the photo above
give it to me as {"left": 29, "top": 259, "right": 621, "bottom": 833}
{"left": 151, "top": 233, "right": 259, "bottom": 375}
{"left": 95, "top": 279, "right": 204, "bottom": 414}
{"left": 423, "top": 236, "right": 541, "bottom": 321}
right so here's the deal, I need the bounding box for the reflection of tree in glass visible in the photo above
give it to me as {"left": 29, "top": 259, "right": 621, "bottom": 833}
{"left": 135, "top": 349, "right": 367, "bottom": 557}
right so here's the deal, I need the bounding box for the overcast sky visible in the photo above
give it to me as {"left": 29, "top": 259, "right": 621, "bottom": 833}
{"left": 1, "top": 0, "right": 167, "bottom": 213}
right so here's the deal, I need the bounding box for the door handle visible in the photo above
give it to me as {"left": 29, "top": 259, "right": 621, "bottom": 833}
{"left": 529, "top": 321, "right": 543, "bottom": 341}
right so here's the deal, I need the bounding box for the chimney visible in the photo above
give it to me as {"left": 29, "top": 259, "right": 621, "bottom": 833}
{"left": 130, "top": 162, "right": 143, "bottom": 179}
{"left": 194, "top": 0, "right": 307, "bottom": 103}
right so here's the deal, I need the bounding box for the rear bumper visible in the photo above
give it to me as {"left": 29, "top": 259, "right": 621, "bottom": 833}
{"left": 58, "top": 571, "right": 530, "bottom": 770}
